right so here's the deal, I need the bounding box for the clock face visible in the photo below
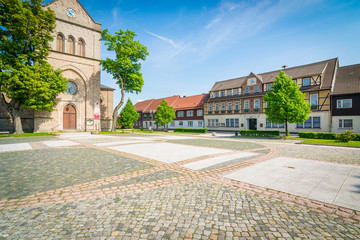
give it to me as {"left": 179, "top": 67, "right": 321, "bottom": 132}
{"left": 66, "top": 8, "right": 76, "bottom": 18}
{"left": 66, "top": 81, "right": 78, "bottom": 95}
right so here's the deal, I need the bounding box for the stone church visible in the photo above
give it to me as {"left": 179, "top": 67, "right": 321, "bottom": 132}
{"left": 0, "top": 0, "right": 114, "bottom": 132}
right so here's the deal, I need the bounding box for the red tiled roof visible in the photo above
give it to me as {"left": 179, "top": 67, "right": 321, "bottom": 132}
{"left": 172, "top": 94, "right": 208, "bottom": 110}
{"left": 134, "top": 95, "right": 180, "bottom": 113}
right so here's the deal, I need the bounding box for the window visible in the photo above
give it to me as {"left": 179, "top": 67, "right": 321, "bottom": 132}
{"left": 266, "top": 118, "right": 284, "bottom": 128}
{"left": 254, "top": 85, "right": 259, "bottom": 93}
{"left": 78, "top": 39, "right": 85, "bottom": 56}
{"left": 339, "top": 119, "right": 353, "bottom": 128}
{"left": 197, "top": 110, "right": 203, "bottom": 116}
{"left": 234, "top": 101, "right": 239, "bottom": 110}
{"left": 303, "top": 77, "right": 310, "bottom": 86}
{"left": 208, "top": 104, "right": 212, "bottom": 111}
{"left": 266, "top": 119, "right": 272, "bottom": 128}
{"left": 235, "top": 119, "right": 239, "bottom": 127}
{"left": 337, "top": 99, "right": 352, "bottom": 109}
{"left": 215, "top": 92, "right": 219, "bottom": 98}
{"left": 215, "top": 119, "right": 219, "bottom": 127}
{"left": 233, "top": 89, "right": 239, "bottom": 95}
{"left": 227, "top": 89, "right": 232, "bottom": 96}
{"left": 244, "top": 86, "right": 250, "bottom": 94}
{"left": 188, "top": 121, "right": 193, "bottom": 127}
{"left": 244, "top": 100, "right": 250, "bottom": 109}
{"left": 221, "top": 91, "right": 225, "bottom": 97}
{"left": 221, "top": 102, "right": 225, "bottom": 110}
{"left": 215, "top": 103, "right": 219, "bottom": 111}
{"left": 267, "top": 84, "right": 273, "bottom": 91}
{"left": 149, "top": 114, "right": 153, "bottom": 118}
{"left": 170, "top": 121, "right": 175, "bottom": 127}
{"left": 178, "top": 111, "right": 184, "bottom": 117}
{"left": 207, "top": 119, "right": 211, "bottom": 127}
{"left": 297, "top": 117, "right": 321, "bottom": 128}
{"left": 67, "top": 36, "right": 75, "bottom": 54}
{"left": 272, "top": 122, "right": 278, "bottom": 128}
{"left": 254, "top": 99, "right": 260, "bottom": 109}
{"left": 56, "top": 34, "right": 64, "bottom": 52}
{"left": 187, "top": 110, "right": 193, "bottom": 117}
{"left": 143, "top": 114, "right": 147, "bottom": 118}
{"left": 226, "top": 119, "right": 236, "bottom": 127}
{"left": 198, "top": 121, "right": 203, "bottom": 127}
{"left": 179, "top": 121, "right": 183, "bottom": 126}
{"left": 310, "top": 94, "right": 318, "bottom": 106}
{"left": 228, "top": 102, "right": 232, "bottom": 110}
{"left": 278, "top": 123, "right": 284, "bottom": 128}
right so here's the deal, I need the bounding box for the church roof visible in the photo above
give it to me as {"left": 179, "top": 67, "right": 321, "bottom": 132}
{"left": 100, "top": 84, "right": 115, "bottom": 90}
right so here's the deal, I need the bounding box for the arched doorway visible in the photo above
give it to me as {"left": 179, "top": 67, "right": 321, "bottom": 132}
{"left": 63, "top": 105, "right": 76, "bottom": 129}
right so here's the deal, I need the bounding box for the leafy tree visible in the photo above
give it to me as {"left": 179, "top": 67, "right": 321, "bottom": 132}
{"left": 0, "top": 0, "right": 67, "bottom": 134}
{"left": 118, "top": 99, "right": 139, "bottom": 129}
{"left": 264, "top": 70, "right": 311, "bottom": 137}
{"left": 100, "top": 28, "right": 149, "bottom": 132}
{"left": 154, "top": 100, "right": 176, "bottom": 130}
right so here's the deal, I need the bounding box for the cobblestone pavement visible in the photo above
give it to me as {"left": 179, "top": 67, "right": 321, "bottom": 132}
{"left": 0, "top": 133, "right": 359, "bottom": 239}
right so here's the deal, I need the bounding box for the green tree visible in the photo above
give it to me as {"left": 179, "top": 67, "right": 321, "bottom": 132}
{"left": 100, "top": 28, "right": 149, "bottom": 132}
{"left": 154, "top": 100, "right": 176, "bottom": 130}
{"left": 264, "top": 70, "right": 311, "bottom": 137}
{"left": 0, "top": 0, "right": 67, "bottom": 134}
{"left": 118, "top": 99, "right": 139, "bottom": 129}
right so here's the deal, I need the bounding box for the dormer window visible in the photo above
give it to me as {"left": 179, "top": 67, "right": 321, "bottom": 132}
{"left": 221, "top": 91, "right": 225, "bottom": 97}
{"left": 267, "top": 84, "right": 273, "bottom": 91}
{"left": 303, "top": 77, "right": 310, "bottom": 86}
{"left": 215, "top": 92, "right": 219, "bottom": 98}
{"left": 227, "top": 89, "right": 232, "bottom": 96}
{"left": 233, "top": 89, "right": 239, "bottom": 95}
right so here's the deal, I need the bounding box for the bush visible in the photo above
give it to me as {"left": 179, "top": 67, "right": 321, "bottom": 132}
{"left": 336, "top": 130, "right": 357, "bottom": 143}
{"left": 299, "top": 131, "right": 360, "bottom": 141}
{"left": 139, "top": 126, "right": 144, "bottom": 131}
{"left": 239, "top": 130, "right": 280, "bottom": 137}
{"left": 174, "top": 128, "right": 208, "bottom": 133}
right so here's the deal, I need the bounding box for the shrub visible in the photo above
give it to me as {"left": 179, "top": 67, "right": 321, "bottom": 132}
{"left": 174, "top": 128, "right": 208, "bottom": 133}
{"left": 299, "top": 131, "right": 360, "bottom": 141}
{"left": 239, "top": 130, "right": 280, "bottom": 137}
{"left": 139, "top": 126, "right": 144, "bottom": 131}
{"left": 336, "top": 130, "right": 357, "bottom": 143}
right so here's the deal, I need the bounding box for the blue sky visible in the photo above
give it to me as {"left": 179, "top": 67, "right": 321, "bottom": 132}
{"left": 51, "top": 0, "right": 360, "bottom": 106}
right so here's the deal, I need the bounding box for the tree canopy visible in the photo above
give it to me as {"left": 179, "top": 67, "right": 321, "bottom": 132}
{"left": 100, "top": 28, "right": 149, "bottom": 132}
{"left": 264, "top": 70, "right": 311, "bottom": 136}
{"left": 154, "top": 100, "right": 176, "bottom": 130}
{"left": 0, "top": 0, "right": 67, "bottom": 134}
{"left": 118, "top": 99, "right": 139, "bottom": 129}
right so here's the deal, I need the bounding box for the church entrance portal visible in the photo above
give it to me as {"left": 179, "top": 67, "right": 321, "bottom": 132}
{"left": 63, "top": 105, "right": 76, "bottom": 129}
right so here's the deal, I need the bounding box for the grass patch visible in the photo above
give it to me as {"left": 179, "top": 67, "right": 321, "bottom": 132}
{"left": 133, "top": 129, "right": 165, "bottom": 133}
{"left": 300, "top": 139, "right": 360, "bottom": 148}
{"left": 0, "top": 132, "right": 51, "bottom": 138}
{"left": 233, "top": 135, "right": 282, "bottom": 139}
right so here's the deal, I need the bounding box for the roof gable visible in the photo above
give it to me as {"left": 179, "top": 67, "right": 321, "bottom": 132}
{"left": 44, "top": 0, "right": 101, "bottom": 29}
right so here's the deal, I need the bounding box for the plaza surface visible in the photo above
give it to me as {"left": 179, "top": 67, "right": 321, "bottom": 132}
{"left": 0, "top": 132, "right": 359, "bottom": 239}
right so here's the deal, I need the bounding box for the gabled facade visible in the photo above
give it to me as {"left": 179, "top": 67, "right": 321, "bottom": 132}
{"left": 168, "top": 94, "right": 209, "bottom": 129}
{"left": 331, "top": 64, "right": 360, "bottom": 133}
{"left": 204, "top": 58, "right": 338, "bottom": 133}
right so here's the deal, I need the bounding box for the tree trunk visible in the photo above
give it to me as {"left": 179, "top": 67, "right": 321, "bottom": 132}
{"left": 111, "top": 89, "right": 125, "bottom": 132}
{"left": 285, "top": 120, "right": 289, "bottom": 137}
{"left": 10, "top": 107, "right": 24, "bottom": 135}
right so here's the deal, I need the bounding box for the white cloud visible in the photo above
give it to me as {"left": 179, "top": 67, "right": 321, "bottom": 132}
{"left": 145, "top": 30, "right": 180, "bottom": 49}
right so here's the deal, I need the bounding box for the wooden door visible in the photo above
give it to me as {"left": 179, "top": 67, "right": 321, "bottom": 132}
{"left": 63, "top": 105, "right": 76, "bottom": 129}
{"left": 249, "top": 119, "right": 257, "bottom": 130}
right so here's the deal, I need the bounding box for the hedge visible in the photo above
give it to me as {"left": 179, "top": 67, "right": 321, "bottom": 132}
{"left": 239, "top": 130, "right": 280, "bottom": 137}
{"left": 299, "top": 132, "right": 360, "bottom": 141}
{"left": 174, "top": 128, "right": 208, "bottom": 133}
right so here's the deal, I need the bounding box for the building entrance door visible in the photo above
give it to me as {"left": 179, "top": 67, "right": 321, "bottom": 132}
{"left": 63, "top": 105, "right": 76, "bottom": 129}
{"left": 249, "top": 119, "right": 257, "bottom": 130}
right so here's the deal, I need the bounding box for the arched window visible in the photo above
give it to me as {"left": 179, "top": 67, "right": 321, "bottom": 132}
{"left": 56, "top": 33, "right": 64, "bottom": 52}
{"left": 78, "top": 38, "right": 85, "bottom": 56}
{"left": 67, "top": 36, "right": 75, "bottom": 54}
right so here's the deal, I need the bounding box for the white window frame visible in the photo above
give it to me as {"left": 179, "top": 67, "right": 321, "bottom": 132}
{"left": 235, "top": 101, "right": 239, "bottom": 110}
{"left": 310, "top": 94, "right": 318, "bottom": 106}
{"left": 339, "top": 119, "right": 353, "bottom": 128}
{"left": 187, "top": 110, "right": 193, "bottom": 117}
{"left": 215, "top": 103, "right": 219, "bottom": 111}
{"left": 337, "top": 99, "right": 352, "bottom": 109}
{"left": 244, "top": 100, "right": 250, "bottom": 109}
{"left": 178, "top": 111, "right": 184, "bottom": 117}
{"left": 221, "top": 102, "right": 225, "bottom": 110}
{"left": 197, "top": 109, "right": 203, "bottom": 116}
{"left": 221, "top": 90, "right": 225, "bottom": 97}
{"left": 215, "top": 92, "right": 219, "bottom": 98}
{"left": 198, "top": 120, "right": 203, "bottom": 127}
{"left": 227, "top": 89, "right": 232, "bottom": 96}
{"left": 254, "top": 85, "right": 259, "bottom": 93}
{"left": 208, "top": 104, "right": 212, "bottom": 111}
{"left": 267, "top": 84, "right": 273, "bottom": 91}
{"left": 233, "top": 89, "right": 239, "bottom": 95}
{"left": 228, "top": 102, "right": 232, "bottom": 110}
{"left": 303, "top": 77, "right": 311, "bottom": 86}
{"left": 188, "top": 121, "right": 193, "bottom": 127}
{"left": 254, "top": 99, "right": 260, "bottom": 109}
{"left": 244, "top": 86, "right": 250, "bottom": 94}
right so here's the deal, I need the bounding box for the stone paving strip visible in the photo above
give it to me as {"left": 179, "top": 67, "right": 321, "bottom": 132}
{"left": 94, "top": 140, "right": 154, "bottom": 146}
{"left": 1, "top": 181, "right": 359, "bottom": 239}
{"left": 181, "top": 152, "right": 258, "bottom": 170}
{"left": 0, "top": 143, "right": 32, "bottom": 152}
{"left": 41, "top": 140, "right": 80, "bottom": 147}
{"left": 108, "top": 142, "right": 231, "bottom": 163}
